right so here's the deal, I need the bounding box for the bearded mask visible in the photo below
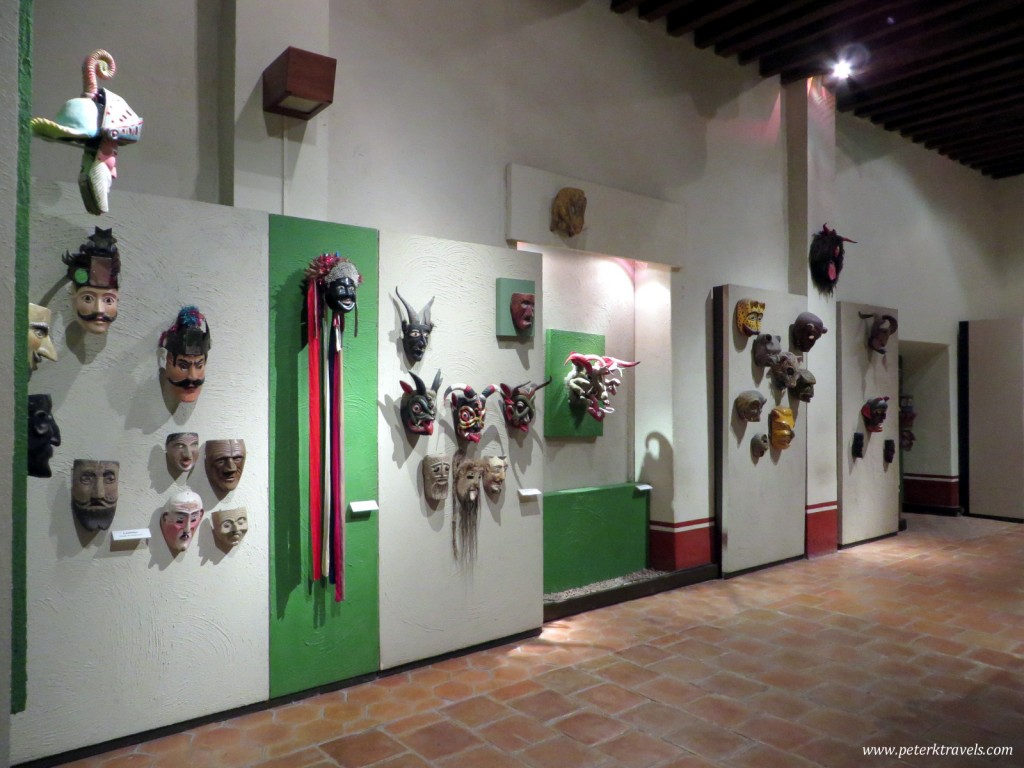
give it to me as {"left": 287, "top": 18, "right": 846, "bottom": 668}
{"left": 860, "top": 312, "right": 898, "bottom": 355}
{"left": 769, "top": 351, "right": 800, "bottom": 390}
{"left": 769, "top": 407, "right": 795, "bottom": 450}
{"left": 452, "top": 458, "right": 484, "bottom": 561}
{"left": 809, "top": 224, "right": 855, "bottom": 295}
{"left": 212, "top": 507, "right": 249, "bottom": 552}
{"left": 734, "top": 390, "right": 767, "bottom": 422}
{"left": 752, "top": 334, "right": 781, "bottom": 368}
{"left": 396, "top": 287, "right": 434, "bottom": 363}
{"left": 161, "top": 489, "right": 204, "bottom": 555}
{"left": 159, "top": 306, "right": 211, "bottom": 404}
{"left": 862, "top": 397, "right": 890, "bottom": 432}
{"left": 205, "top": 439, "right": 246, "bottom": 493}
{"left": 165, "top": 432, "right": 199, "bottom": 475}
{"left": 790, "top": 368, "right": 816, "bottom": 402}
{"left": 735, "top": 299, "right": 765, "bottom": 337}
{"left": 71, "top": 459, "right": 119, "bottom": 532}
{"left": 28, "top": 395, "right": 61, "bottom": 478}
{"left": 28, "top": 303, "right": 58, "bottom": 371}
{"left": 446, "top": 384, "right": 497, "bottom": 443}
{"left": 422, "top": 454, "right": 451, "bottom": 503}
{"left": 62, "top": 227, "right": 120, "bottom": 334}
{"left": 483, "top": 456, "right": 508, "bottom": 497}
{"left": 550, "top": 187, "right": 587, "bottom": 237}
{"left": 400, "top": 370, "right": 442, "bottom": 436}
{"left": 791, "top": 311, "right": 827, "bottom": 353}
{"left": 500, "top": 378, "right": 551, "bottom": 433}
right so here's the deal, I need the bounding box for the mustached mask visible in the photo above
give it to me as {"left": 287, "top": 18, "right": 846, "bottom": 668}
{"left": 158, "top": 306, "right": 211, "bottom": 404}
{"left": 28, "top": 394, "right": 62, "bottom": 478}
{"left": 396, "top": 288, "right": 434, "bottom": 363}
{"left": 500, "top": 378, "right": 552, "bottom": 433}
{"left": 400, "top": 369, "right": 443, "bottom": 436}
{"left": 71, "top": 459, "right": 119, "bottom": 531}
{"left": 859, "top": 312, "right": 899, "bottom": 355}
{"left": 809, "top": 223, "right": 855, "bottom": 295}
{"left": 63, "top": 227, "right": 120, "bottom": 334}
{"left": 446, "top": 384, "right": 497, "bottom": 443}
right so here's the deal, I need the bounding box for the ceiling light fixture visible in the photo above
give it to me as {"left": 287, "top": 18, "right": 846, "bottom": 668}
{"left": 832, "top": 60, "right": 853, "bottom": 80}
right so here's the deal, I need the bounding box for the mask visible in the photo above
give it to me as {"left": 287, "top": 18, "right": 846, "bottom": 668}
{"left": 735, "top": 299, "right": 765, "bottom": 337}
{"left": 62, "top": 227, "right": 120, "bottom": 334}
{"left": 483, "top": 456, "right": 508, "bottom": 497}
{"left": 28, "top": 304, "right": 58, "bottom": 371}
{"left": 899, "top": 396, "right": 917, "bottom": 452}
{"left": 395, "top": 287, "right": 435, "bottom": 362}
{"left": 750, "top": 433, "right": 769, "bottom": 458}
{"left": 769, "top": 407, "right": 795, "bottom": 450}
{"left": 446, "top": 384, "right": 497, "bottom": 443}
{"left": 790, "top": 368, "right": 816, "bottom": 402}
{"left": 159, "top": 306, "right": 211, "bottom": 404}
{"left": 884, "top": 439, "right": 896, "bottom": 464}
{"left": 859, "top": 312, "right": 899, "bottom": 355}
{"left": 400, "top": 370, "right": 442, "bottom": 436}
{"left": 752, "top": 334, "right": 781, "bottom": 368}
{"left": 565, "top": 353, "right": 640, "bottom": 422}
{"left": 453, "top": 459, "right": 484, "bottom": 560}
{"left": 769, "top": 351, "right": 800, "bottom": 390}
{"left": 791, "top": 311, "right": 827, "bottom": 353}
{"left": 28, "top": 394, "right": 61, "bottom": 478}
{"left": 71, "top": 459, "right": 119, "bottom": 531}
{"left": 861, "top": 397, "right": 890, "bottom": 433}
{"left": 510, "top": 293, "right": 536, "bottom": 333}
{"left": 852, "top": 432, "right": 865, "bottom": 458}
{"left": 165, "top": 432, "right": 199, "bottom": 475}
{"left": 550, "top": 187, "right": 587, "bottom": 237}
{"left": 422, "top": 454, "right": 451, "bottom": 502}
{"left": 500, "top": 378, "right": 552, "bottom": 433}
{"left": 809, "top": 224, "right": 855, "bottom": 295}
{"left": 205, "top": 439, "right": 246, "bottom": 493}
{"left": 734, "top": 390, "right": 767, "bottom": 422}
{"left": 212, "top": 507, "right": 249, "bottom": 552}
{"left": 161, "top": 489, "right": 204, "bottom": 554}
{"left": 326, "top": 277, "right": 357, "bottom": 315}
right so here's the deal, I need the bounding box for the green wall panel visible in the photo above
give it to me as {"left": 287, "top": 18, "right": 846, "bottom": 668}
{"left": 544, "top": 329, "right": 604, "bottom": 438}
{"left": 268, "top": 215, "right": 379, "bottom": 697}
{"left": 543, "top": 483, "right": 649, "bottom": 594}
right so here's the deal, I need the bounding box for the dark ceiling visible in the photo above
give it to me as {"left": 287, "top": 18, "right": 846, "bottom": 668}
{"left": 612, "top": 0, "right": 1024, "bottom": 179}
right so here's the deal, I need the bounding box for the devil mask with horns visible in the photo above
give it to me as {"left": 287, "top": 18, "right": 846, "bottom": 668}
{"left": 500, "top": 378, "right": 552, "bottom": 433}
{"left": 446, "top": 384, "right": 497, "bottom": 443}
{"left": 859, "top": 311, "right": 899, "bottom": 355}
{"left": 809, "top": 224, "right": 855, "bottom": 295}
{"left": 565, "top": 352, "right": 640, "bottom": 422}
{"left": 396, "top": 287, "right": 435, "bottom": 363}
{"left": 400, "top": 370, "right": 443, "bottom": 436}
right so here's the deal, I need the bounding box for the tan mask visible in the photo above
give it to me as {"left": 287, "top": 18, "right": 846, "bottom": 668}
{"left": 205, "top": 439, "right": 246, "bottom": 493}
{"left": 28, "top": 303, "right": 58, "bottom": 371}
{"left": 165, "top": 432, "right": 199, "bottom": 475}
{"left": 212, "top": 507, "right": 249, "bottom": 552}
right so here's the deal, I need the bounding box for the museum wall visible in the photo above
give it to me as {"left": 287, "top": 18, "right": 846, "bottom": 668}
{"left": 13, "top": 183, "right": 270, "bottom": 763}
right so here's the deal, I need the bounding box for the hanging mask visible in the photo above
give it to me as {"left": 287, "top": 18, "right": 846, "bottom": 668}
{"left": 752, "top": 333, "right": 782, "bottom": 368}
{"left": 861, "top": 396, "right": 890, "bottom": 432}
{"left": 160, "top": 489, "right": 204, "bottom": 555}
{"left": 396, "top": 287, "right": 434, "bottom": 363}
{"left": 159, "top": 306, "right": 211, "bottom": 404}
{"left": 28, "top": 394, "right": 61, "bottom": 478}
{"left": 205, "top": 439, "right": 246, "bottom": 493}
{"left": 565, "top": 353, "right": 640, "bottom": 422}
{"left": 859, "top": 312, "right": 899, "bottom": 355}
{"left": 421, "top": 454, "right": 451, "bottom": 503}
{"left": 212, "top": 507, "right": 249, "bottom": 552}
{"left": 750, "top": 433, "right": 769, "bottom": 458}
{"left": 28, "top": 303, "right": 58, "bottom": 371}
{"left": 550, "top": 187, "right": 587, "bottom": 237}
{"left": 883, "top": 439, "right": 896, "bottom": 464}
{"left": 791, "top": 311, "right": 828, "bottom": 353}
{"left": 452, "top": 458, "right": 484, "bottom": 561}
{"left": 734, "top": 390, "right": 767, "bottom": 422}
{"left": 510, "top": 292, "right": 536, "bottom": 333}
{"left": 790, "top": 368, "right": 816, "bottom": 403}
{"left": 400, "top": 370, "right": 442, "bottom": 436}
{"left": 852, "top": 432, "right": 865, "bottom": 458}
{"left": 500, "top": 378, "right": 552, "bottom": 433}
{"left": 769, "top": 407, "right": 795, "bottom": 450}
{"left": 899, "top": 396, "right": 917, "bottom": 452}
{"left": 62, "top": 227, "right": 120, "bottom": 334}
{"left": 165, "top": 432, "right": 199, "bottom": 475}
{"left": 483, "top": 456, "right": 508, "bottom": 497}
{"left": 809, "top": 224, "right": 855, "bottom": 295}
{"left": 446, "top": 384, "right": 497, "bottom": 443}
{"left": 769, "top": 351, "right": 800, "bottom": 390}
{"left": 71, "top": 459, "right": 119, "bottom": 532}
{"left": 735, "top": 299, "right": 765, "bottom": 337}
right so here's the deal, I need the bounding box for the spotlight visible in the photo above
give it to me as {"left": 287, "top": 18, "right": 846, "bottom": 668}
{"left": 832, "top": 60, "right": 853, "bottom": 80}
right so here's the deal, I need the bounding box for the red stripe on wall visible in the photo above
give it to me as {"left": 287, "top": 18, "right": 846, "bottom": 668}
{"left": 806, "top": 508, "right": 837, "bottom": 557}
{"left": 649, "top": 526, "right": 713, "bottom": 571}
{"left": 904, "top": 476, "right": 960, "bottom": 508}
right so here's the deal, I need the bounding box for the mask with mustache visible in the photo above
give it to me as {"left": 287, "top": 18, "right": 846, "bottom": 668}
{"left": 71, "top": 459, "right": 119, "bottom": 531}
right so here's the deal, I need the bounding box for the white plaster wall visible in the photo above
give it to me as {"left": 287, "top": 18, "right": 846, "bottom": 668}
{"left": 718, "top": 284, "right": 807, "bottom": 574}
{"left": 837, "top": 302, "right": 900, "bottom": 545}
{"left": 377, "top": 232, "right": 544, "bottom": 669}
{"left": 967, "top": 318, "right": 1024, "bottom": 521}
{"left": 13, "top": 182, "right": 269, "bottom": 763}
{"left": 900, "top": 341, "right": 953, "bottom": 478}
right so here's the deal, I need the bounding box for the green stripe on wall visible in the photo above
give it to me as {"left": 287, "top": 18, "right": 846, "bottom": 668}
{"left": 268, "top": 215, "right": 380, "bottom": 697}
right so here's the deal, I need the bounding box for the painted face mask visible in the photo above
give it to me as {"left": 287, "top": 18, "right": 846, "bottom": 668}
{"left": 422, "top": 454, "right": 451, "bottom": 503}
{"left": 165, "top": 432, "right": 199, "bottom": 475}
{"left": 852, "top": 432, "right": 865, "bottom": 458}
{"left": 400, "top": 370, "right": 443, "bottom": 436}
{"left": 769, "top": 351, "right": 800, "bottom": 390}
{"left": 884, "top": 439, "right": 896, "bottom": 464}
{"left": 510, "top": 293, "right": 536, "bottom": 333}
{"left": 28, "top": 303, "right": 59, "bottom": 371}
{"left": 212, "top": 507, "right": 249, "bottom": 552}
{"left": 769, "top": 407, "right": 795, "bottom": 450}
{"left": 859, "top": 312, "right": 899, "bottom": 355}
{"left": 565, "top": 353, "right": 641, "bottom": 422}
{"left": 550, "top": 187, "right": 587, "bottom": 237}
{"left": 735, "top": 390, "right": 767, "bottom": 422}
{"left": 862, "top": 396, "right": 890, "bottom": 432}
{"left": 395, "top": 287, "right": 434, "bottom": 363}
{"left": 161, "top": 489, "right": 204, "bottom": 555}
{"left": 452, "top": 458, "right": 484, "bottom": 561}
{"left": 791, "top": 311, "right": 828, "bottom": 353}
{"left": 159, "top": 306, "right": 211, "bottom": 403}
{"left": 899, "top": 395, "right": 917, "bottom": 452}
{"left": 500, "top": 378, "right": 552, "bottom": 433}
{"left": 446, "top": 384, "right": 497, "bottom": 443}
{"left": 752, "top": 334, "right": 782, "bottom": 368}
{"left": 809, "top": 223, "right": 855, "bottom": 295}
{"left": 71, "top": 459, "right": 119, "bottom": 531}
{"left": 322, "top": 256, "right": 362, "bottom": 317}
{"left": 28, "top": 394, "right": 61, "bottom": 478}
{"left": 62, "top": 227, "right": 120, "bottom": 334}
{"left": 483, "top": 456, "right": 508, "bottom": 497}
{"left": 750, "top": 433, "right": 769, "bottom": 458}
{"left": 206, "top": 439, "right": 246, "bottom": 493}
{"left": 790, "top": 368, "right": 816, "bottom": 402}
{"left": 29, "top": 50, "right": 143, "bottom": 215}
{"left": 735, "top": 299, "right": 766, "bottom": 337}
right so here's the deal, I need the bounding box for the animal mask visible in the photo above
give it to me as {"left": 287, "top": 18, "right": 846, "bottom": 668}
{"left": 500, "top": 378, "right": 552, "bottom": 433}
{"left": 750, "top": 433, "right": 769, "bottom": 458}
{"left": 791, "top": 311, "right": 828, "bottom": 352}
{"left": 752, "top": 334, "right": 782, "bottom": 368}
{"left": 769, "top": 351, "right": 800, "bottom": 390}
{"left": 859, "top": 312, "right": 898, "bottom": 354}
{"left": 550, "top": 187, "right": 587, "bottom": 237}
{"left": 790, "top": 368, "right": 816, "bottom": 402}
{"left": 565, "top": 352, "right": 640, "bottom": 422}
{"left": 734, "top": 390, "right": 767, "bottom": 422}
{"left": 769, "top": 407, "right": 795, "bottom": 450}
{"left": 809, "top": 224, "right": 855, "bottom": 295}
{"left": 735, "top": 299, "right": 765, "bottom": 337}
{"left": 400, "top": 370, "right": 442, "bottom": 436}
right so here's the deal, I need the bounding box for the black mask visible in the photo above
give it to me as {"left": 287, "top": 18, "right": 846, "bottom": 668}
{"left": 28, "top": 394, "right": 61, "bottom": 478}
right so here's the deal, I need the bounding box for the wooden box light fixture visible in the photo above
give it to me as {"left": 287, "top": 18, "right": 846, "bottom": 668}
{"left": 262, "top": 47, "right": 337, "bottom": 120}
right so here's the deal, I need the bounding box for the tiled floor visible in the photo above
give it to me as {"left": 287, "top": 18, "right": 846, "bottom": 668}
{"left": 60, "top": 514, "right": 1024, "bottom": 768}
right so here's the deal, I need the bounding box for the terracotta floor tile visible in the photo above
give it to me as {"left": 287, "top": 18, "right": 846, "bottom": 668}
{"left": 488, "top": 679, "right": 544, "bottom": 701}
{"left": 478, "top": 714, "right": 557, "bottom": 751}
{"left": 573, "top": 681, "right": 649, "bottom": 713}
{"left": 436, "top": 745, "right": 528, "bottom": 768}
{"left": 697, "top": 671, "right": 767, "bottom": 698}
{"left": 520, "top": 734, "right": 614, "bottom": 768}
{"left": 251, "top": 746, "right": 329, "bottom": 768}
{"left": 135, "top": 732, "right": 193, "bottom": 755}
{"left": 533, "top": 667, "right": 601, "bottom": 693}
{"left": 320, "top": 730, "right": 407, "bottom": 767}
{"left": 595, "top": 660, "right": 662, "bottom": 687}
{"left": 398, "top": 720, "right": 482, "bottom": 760}
{"left": 96, "top": 756, "right": 154, "bottom": 768}
{"left": 735, "top": 713, "right": 819, "bottom": 750}
{"left": 442, "top": 695, "right": 511, "bottom": 727}
{"left": 191, "top": 726, "right": 244, "bottom": 752}
{"left": 553, "top": 710, "right": 628, "bottom": 745}
{"left": 617, "top": 701, "right": 688, "bottom": 736}
{"left": 637, "top": 676, "right": 704, "bottom": 708}
{"left": 597, "top": 730, "right": 682, "bottom": 768}
{"left": 664, "top": 718, "right": 754, "bottom": 761}
{"left": 373, "top": 755, "right": 433, "bottom": 768}
{"left": 723, "top": 741, "right": 817, "bottom": 768}
{"left": 681, "top": 694, "right": 758, "bottom": 729}
{"left": 382, "top": 711, "right": 445, "bottom": 736}
{"left": 508, "top": 689, "right": 580, "bottom": 722}
{"left": 616, "top": 644, "right": 674, "bottom": 667}
{"left": 797, "top": 706, "right": 880, "bottom": 746}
